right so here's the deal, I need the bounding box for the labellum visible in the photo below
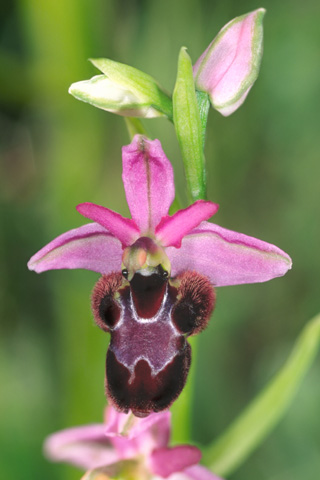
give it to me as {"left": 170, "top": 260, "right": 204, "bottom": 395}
{"left": 91, "top": 237, "right": 215, "bottom": 417}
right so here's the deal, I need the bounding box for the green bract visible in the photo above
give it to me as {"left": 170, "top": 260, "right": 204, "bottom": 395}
{"left": 173, "top": 47, "right": 206, "bottom": 201}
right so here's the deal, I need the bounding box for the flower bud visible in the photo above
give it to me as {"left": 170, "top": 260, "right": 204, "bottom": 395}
{"left": 69, "top": 58, "right": 172, "bottom": 119}
{"left": 193, "top": 9, "right": 265, "bottom": 116}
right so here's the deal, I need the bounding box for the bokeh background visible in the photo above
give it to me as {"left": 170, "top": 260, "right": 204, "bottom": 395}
{"left": 1, "top": 0, "right": 319, "bottom": 479}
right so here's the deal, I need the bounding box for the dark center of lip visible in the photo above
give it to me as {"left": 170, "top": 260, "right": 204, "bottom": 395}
{"left": 129, "top": 266, "right": 168, "bottom": 319}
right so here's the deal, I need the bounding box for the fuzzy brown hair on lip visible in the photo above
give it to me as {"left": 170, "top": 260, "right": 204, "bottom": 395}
{"left": 171, "top": 271, "right": 215, "bottom": 336}
{"left": 91, "top": 272, "right": 124, "bottom": 332}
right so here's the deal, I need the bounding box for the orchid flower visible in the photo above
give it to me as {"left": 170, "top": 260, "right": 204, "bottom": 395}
{"left": 28, "top": 135, "right": 291, "bottom": 416}
{"left": 193, "top": 9, "right": 265, "bottom": 116}
{"left": 44, "top": 405, "right": 222, "bottom": 480}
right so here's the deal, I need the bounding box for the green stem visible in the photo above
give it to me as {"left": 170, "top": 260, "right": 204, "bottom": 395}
{"left": 173, "top": 47, "right": 206, "bottom": 202}
{"left": 124, "top": 117, "right": 149, "bottom": 140}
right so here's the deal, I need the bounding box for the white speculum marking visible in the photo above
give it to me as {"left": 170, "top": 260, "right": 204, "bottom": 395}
{"left": 110, "top": 285, "right": 181, "bottom": 380}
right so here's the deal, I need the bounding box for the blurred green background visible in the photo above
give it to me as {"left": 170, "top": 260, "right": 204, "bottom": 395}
{"left": 1, "top": 0, "right": 319, "bottom": 479}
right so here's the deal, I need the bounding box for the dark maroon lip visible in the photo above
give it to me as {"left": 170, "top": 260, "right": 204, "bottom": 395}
{"left": 91, "top": 270, "right": 215, "bottom": 417}
{"left": 106, "top": 345, "right": 191, "bottom": 416}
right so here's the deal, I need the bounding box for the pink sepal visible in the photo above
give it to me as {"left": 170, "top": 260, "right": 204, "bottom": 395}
{"left": 155, "top": 200, "right": 219, "bottom": 248}
{"left": 27, "top": 223, "right": 123, "bottom": 274}
{"left": 166, "top": 221, "right": 292, "bottom": 286}
{"left": 77, "top": 202, "right": 140, "bottom": 246}
{"left": 122, "top": 135, "right": 175, "bottom": 234}
{"left": 44, "top": 424, "right": 118, "bottom": 470}
{"left": 149, "top": 446, "right": 202, "bottom": 478}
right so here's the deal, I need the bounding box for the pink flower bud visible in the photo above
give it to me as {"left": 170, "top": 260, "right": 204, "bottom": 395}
{"left": 193, "top": 9, "right": 266, "bottom": 116}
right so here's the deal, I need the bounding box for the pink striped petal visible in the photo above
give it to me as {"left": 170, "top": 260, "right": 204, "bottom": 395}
{"left": 155, "top": 200, "right": 219, "bottom": 248}
{"left": 77, "top": 203, "right": 140, "bottom": 246}
{"left": 179, "top": 465, "right": 223, "bottom": 480}
{"left": 166, "top": 221, "right": 292, "bottom": 286}
{"left": 149, "top": 446, "right": 201, "bottom": 478}
{"left": 44, "top": 424, "right": 118, "bottom": 470}
{"left": 122, "top": 135, "right": 175, "bottom": 234}
{"left": 28, "top": 223, "right": 123, "bottom": 274}
{"left": 193, "top": 9, "right": 265, "bottom": 116}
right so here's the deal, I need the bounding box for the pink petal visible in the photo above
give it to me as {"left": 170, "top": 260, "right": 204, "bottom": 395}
{"left": 44, "top": 424, "right": 118, "bottom": 470}
{"left": 77, "top": 203, "right": 140, "bottom": 246}
{"left": 110, "top": 411, "right": 171, "bottom": 459}
{"left": 166, "top": 221, "right": 292, "bottom": 286}
{"left": 104, "top": 407, "right": 141, "bottom": 459}
{"left": 128, "top": 410, "right": 170, "bottom": 445}
{"left": 122, "top": 135, "right": 175, "bottom": 234}
{"left": 149, "top": 446, "right": 202, "bottom": 478}
{"left": 193, "top": 9, "right": 265, "bottom": 116}
{"left": 155, "top": 200, "right": 219, "bottom": 248}
{"left": 104, "top": 406, "right": 132, "bottom": 437}
{"left": 28, "top": 223, "right": 123, "bottom": 274}
{"left": 180, "top": 465, "right": 223, "bottom": 480}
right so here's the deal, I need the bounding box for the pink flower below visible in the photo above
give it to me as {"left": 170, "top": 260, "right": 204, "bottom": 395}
{"left": 44, "top": 406, "right": 222, "bottom": 480}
